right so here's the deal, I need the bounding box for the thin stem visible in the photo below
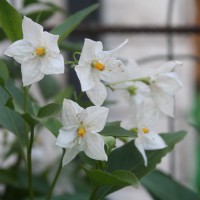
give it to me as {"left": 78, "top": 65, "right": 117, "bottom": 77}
{"left": 46, "top": 149, "right": 66, "bottom": 200}
{"left": 27, "top": 126, "right": 34, "bottom": 200}
{"left": 23, "top": 86, "right": 29, "bottom": 147}
{"left": 89, "top": 186, "right": 99, "bottom": 200}
{"left": 105, "top": 77, "right": 150, "bottom": 87}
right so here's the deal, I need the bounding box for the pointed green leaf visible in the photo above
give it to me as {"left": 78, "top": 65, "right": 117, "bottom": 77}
{"left": 37, "top": 103, "right": 61, "bottom": 118}
{"left": 51, "top": 3, "right": 99, "bottom": 43}
{"left": 142, "top": 170, "right": 200, "bottom": 200}
{"left": 0, "top": 0, "right": 22, "bottom": 41}
{"left": 87, "top": 169, "right": 138, "bottom": 187}
{"left": 100, "top": 121, "right": 137, "bottom": 138}
{"left": 95, "top": 131, "right": 187, "bottom": 199}
{"left": 42, "top": 118, "right": 62, "bottom": 137}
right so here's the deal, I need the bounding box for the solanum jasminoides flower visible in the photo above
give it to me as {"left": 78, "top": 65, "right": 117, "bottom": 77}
{"left": 121, "top": 101, "right": 167, "bottom": 167}
{"left": 75, "top": 38, "right": 129, "bottom": 106}
{"left": 56, "top": 99, "right": 108, "bottom": 166}
{"left": 120, "top": 60, "right": 183, "bottom": 117}
{"left": 4, "top": 16, "right": 64, "bottom": 86}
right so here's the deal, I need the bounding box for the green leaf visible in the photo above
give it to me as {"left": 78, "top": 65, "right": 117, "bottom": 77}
{"left": 141, "top": 170, "right": 200, "bottom": 200}
{"left": 0, "top": 86, "right": 28, "bottom": 145}
{"left": 0, "top": 0, "right": 22, "bottom": 41}
{"left": 95, "top": 131, "right": 186, "bottom": 199}
{"left": 38, "top": 75, "right": 61, "bottom": 100}
{"left": 37, "top": 103, "right": 61, "bottom": 118}
{"left": 42, "top": 118, "right": 62, "bottom": 136}
{"left": 51, "top": 3, "right": 99, "bottom": 43}
{"left": 87, "top": 169, "right": 138, "bottom": 187}
{"left": 54, "top": 87, "right": 74, "bottom": 104}
{"left": 100, "top": 121, "right": 137, "bottom": 138}
{"left": 0, "top": 60, "right": 9, "bottom": 84}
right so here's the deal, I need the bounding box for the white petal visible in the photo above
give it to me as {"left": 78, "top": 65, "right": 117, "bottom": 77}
{"left": 84, "top": 132, "right": 107, "bottom": 161}
{"left": 75, "top": 65, "right": 94, "bottom": 91}
{"left": 106, "top": 39, "right": 128, "bottom": 54}
{"left": 154, "top": 72, "right": 182, "bottom": 95}
{"left": 79, "top": 39, "right": 103, "bottom": 65}
{"left": 21, "top": 58, "right": 44, "bottom": 86}
{"left": 56, "top": 127, "right": 77, "bottom": 148}
{"left": 154, "top": 60, "right": 182, "bottom": 75}
{"left": 80, "top": 106, "right": 108, "bottom": 133}
{"left": 136, "top": 96, "right": 160, "bottom": 129}
{"left": 4, "top": 40, "right": 34, "bottom": 64}
{"left": 141, "top": 132, "right": 167, "bottom": 150}
{"left": 41, "top": 53, "right": 64, "bottom": 74}
{"left": 151, "top": 85, "right": 174, "bottom": 117}
{"left": 86, "top": 80, "right": 107, "bottom": 106}
{"left": 100, "top": 59, "right": 129, "bottom": 83}
{"left": 42, "top": 31, "right": 60, "bottom": 53}
{"left": 22, "top": 16, "right": 43, "bottom": 46}
{"left": 62, "top": 99, "right": 83, "bottom": 128}
{"left": 135, "top": 138, "right": 148, "bottom": 166}
{"left": 62, "top": 147, "right": 80, "bottom": 166}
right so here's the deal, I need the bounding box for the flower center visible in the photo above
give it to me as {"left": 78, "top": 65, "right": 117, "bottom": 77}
{"left": 35, "top": 47, "right": 46, "bottom": 56}
{"left": 77, "top": 127, "right": 86, "bottom": 137}
{"left": 142, "top": 128, "right": 149, "bottom": 134}
{"left": 91, "top": 60, "right": 105, "bottom": 71}
{"left": 127, "top": 86, "right": 137, "bottom": 96}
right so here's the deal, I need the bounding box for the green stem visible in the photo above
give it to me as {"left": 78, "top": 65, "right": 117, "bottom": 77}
{"left": 23, "top": 86, "right": 29, "bottom": 147}
{"left": 27, "top": 126, "right": 34, "bottom": 200}
{"left": 105, "top": 77, "right": 151, "bottom": 87}
{"left": 89, "top": 186, "right": 99, "bottom": 200}
{"left": 46, "top": 149, "right": 66, "bottom": 200}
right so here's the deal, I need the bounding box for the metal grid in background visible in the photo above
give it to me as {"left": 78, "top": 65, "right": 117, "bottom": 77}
{"left": 68, "top": 0, "right": 196, "bottom": 178}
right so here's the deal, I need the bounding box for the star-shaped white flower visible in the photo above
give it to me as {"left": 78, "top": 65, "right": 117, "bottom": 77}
{"left": 120, "top": 60, "right": 183, "bottom": 117}
{"left": 121, "top": 101, "right": 167, "bottom": 167}
{"left": 75, "top": 38, "right": 129, "bottom": 106}
{"left": 56, "top": 99, "right": 108, "bottom": 166}
{"left": 4, "top": 16, "right": 64, "bottom": 86}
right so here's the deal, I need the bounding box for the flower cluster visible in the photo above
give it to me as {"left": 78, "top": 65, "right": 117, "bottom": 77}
{"left": 4, "top": 16, "right": 183, "bottom": 166}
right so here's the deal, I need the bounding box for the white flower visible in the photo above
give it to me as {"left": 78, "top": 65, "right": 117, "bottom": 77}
{"left": 149, "top": 61, "right": 183, "bottom": 117}
{"left": 75, "top": 38, "right": 129, "bottom": 106}
{"left": 4, "top": 16, "right": 64, "bottom": 86}
{"left": 56, "top": 99, "right": 108, "bottom": 166}
{"left": 120, "top": 60, "right": 182, "bottom": 117}
{"left": 121, "top": 101, "right": 167, "bottom": 167}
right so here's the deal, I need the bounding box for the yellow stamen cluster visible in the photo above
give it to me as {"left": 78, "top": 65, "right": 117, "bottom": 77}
{"left": 35, "top": 47, "right": 46, "bottom": 56}
{"left": 142, "top": 128, "right": 149, "bottom": 134}
{"left": 77, "top": 127, "right": 86, "bottom": 137}
{"left": 91, "top": 60, "right": 105, "bottom": 71}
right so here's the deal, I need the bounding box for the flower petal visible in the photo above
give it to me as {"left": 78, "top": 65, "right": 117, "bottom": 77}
{"left": 150, "top": 84, "right": 174, "bottom": 117}
{"left": 100, "top": 59, "right": 129, "bottom": 83}
{"left": 41, "top": 53, "right": 64, "bottom": 75}
{"left": 79, "top": 38, "right": 103, "bottom": 65}
{"left": 21, "top": 58, "right": 44, "bottom": 86}
{"left": 56, "top": 127, "right": 77, "bottom": 149}
{"left": 4, "top": 40, "right": 34, "bottom": 64}
{"left": 75, "top": 65, "right": 94, "bottom": 91}
{"left": 86, "top": 80, "right": 107, "bottom": 106}
{"left": 62, "top": 147, "right": 80, "bottom": 166}
{"left": 62, "top": 99, "right": 83, "bottom": 128}
{"left": 141, "top": 132, "right": 167, "bottom": 150}
{"left": 42, "top": 31, "right": 60, "bottom": 53}
{"left": 22, "top": 16, "right": 43, "bottom": 46}
{"left": 154, "top": 60, "right": 182, "bottom": 75}
{"left": 84, "top": 132, "right": 107, "bottom": 161}
{"left": 154, "top": 72, "right": 182, "bottom": 95}
{"left": 135, "top": 138, "right": 148, "bottom": 166}
{"left": 80, "top": 106, "right": 108, "bottom": 133}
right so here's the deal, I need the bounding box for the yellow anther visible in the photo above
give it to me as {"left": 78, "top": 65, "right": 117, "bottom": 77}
{"left": 35, "top": 47, "right": 46, "bottom": 56}
{"left": 77, "top": 127, "right": 86, "bottom": 137}
{"left": 91, "top": 60, "right": 105, "bottom": 71}
{"left": 142, "top": 128, "right": 149, "bottom": 134}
